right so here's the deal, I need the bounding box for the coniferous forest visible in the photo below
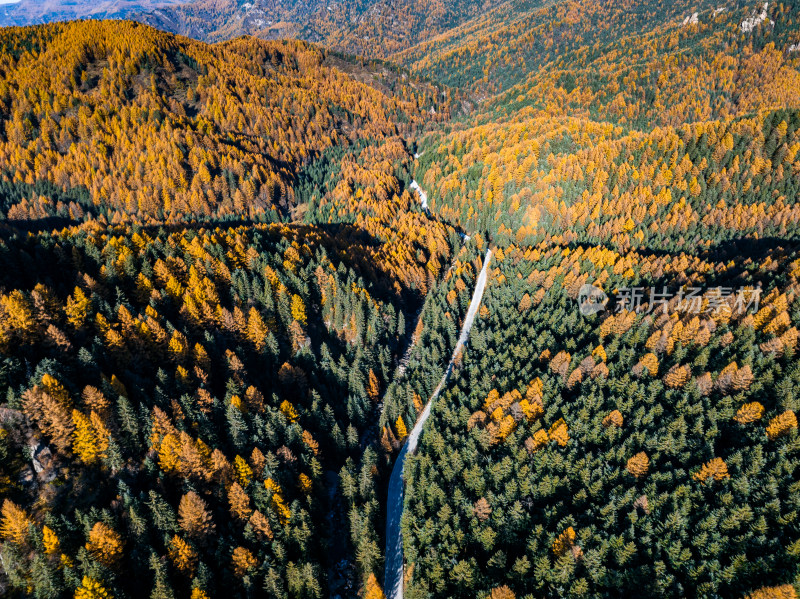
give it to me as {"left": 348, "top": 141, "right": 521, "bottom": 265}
{"left": 1, "top": 2, "right": 800, "bottom": 599}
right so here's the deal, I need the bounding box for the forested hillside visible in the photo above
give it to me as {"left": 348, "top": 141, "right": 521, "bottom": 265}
{"left": 0, "top": 19, "right": 459, "bottom": 599}
{"left": 404, "top": 239, "right": 800, "bottom": 598}
{"left": 411, "top": 2, "right": 800, "bottom": 243}
{"left": 394, "top": 2, "right": 800, "bottom": 598}
{"left": 0, "top": 20, "right": 449, "bottom": 223}
{"left": 0, "top": 222, "right": 427, "bottom": 598}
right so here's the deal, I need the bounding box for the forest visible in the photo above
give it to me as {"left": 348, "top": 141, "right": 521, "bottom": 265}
{"left": 1, "top": 1, "right": 800, "bottom": 598}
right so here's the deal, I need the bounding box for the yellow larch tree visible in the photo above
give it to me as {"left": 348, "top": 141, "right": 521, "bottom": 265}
{"left": 86, "top": 522, "right": 123, "bottom": 565}
{"left": 395, "top": 415, "right": 408, "bottom": 441}
{"left": 231, "top": 546, "right": 258, "bottom": 577}
{"left": 766, "top": 411, "right": 797, "bottom": 440}
{"left": 72, "top": 410, "right": 111, "bottom": 464}
{"left": 693, "top": 458, "right": 730, "bottom": 484}
{"left": 734, "top": 402, "right": 764, "bottom": 424}
{"left": 365, "top": 573, "right": 387, "bottom": 599}
{"left": 74, "top": 577, "right": 113, "bottom": 599}
{"left": 0, "top": 500, "right": 32, "bottom": 545}
{"left": 168, "top": 535, "right": 198, "bottom": 575}
{"left": 290, "top": 294, "right": 307, "bottom": 325}
{"left": 626, "top": 452, "right": 650, "bottom": 478}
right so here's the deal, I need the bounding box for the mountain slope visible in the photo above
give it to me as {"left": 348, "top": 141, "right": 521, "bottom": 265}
{"left": 132, "top": 0, "right": 510, "bottom": 57}
{"left": 0, "top": 21, "right": 459, "bottom": 599}
{"left": 374, "top": 3, "right": 800, "bottom": 598}
{"left": 409, "top": 1, "right": 800, "bottom": 242}
{"left": 397, "top": 0, "right": 800, "bottom": 94}
{"left": 0, "top": 20, "right": 449, "bottom": 223}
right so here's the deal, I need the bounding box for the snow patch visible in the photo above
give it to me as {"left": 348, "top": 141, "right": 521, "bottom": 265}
{"left": 713, "top": 7, "right": 727, "bottom": 16}
{"left": 413, "top": 152, "right": 421, "bottom": 159}
{"left": 682, "top": 12, "right": 699, "bottom": 26}
{"left": 741, "top": 2, "right": 773, "bottom": 33}
{"left": 409, "top": 180, "right": 428, "bottom": 210}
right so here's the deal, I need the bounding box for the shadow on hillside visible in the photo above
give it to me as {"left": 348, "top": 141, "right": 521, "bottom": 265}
{"left": 564, "top": 236, "right": 800, "bottom": 262}
{"left": 0, "top": 216, "right": 427, "bottom": 307}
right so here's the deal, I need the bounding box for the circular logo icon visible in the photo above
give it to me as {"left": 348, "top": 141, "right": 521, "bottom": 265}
{"left": 578, "top": 284, "right": 608, "bottom": 316}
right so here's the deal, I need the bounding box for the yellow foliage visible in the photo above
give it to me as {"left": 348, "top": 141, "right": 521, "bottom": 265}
{"left": 766, "top": 411, "right": 797, "bottom": 440}
{"left": 693, "top": 458, "right": 730, "bottom": 484}
{"left": 234, "top": 455, "right": 253, "bottom": 487}
{"left": 592, "top": 345, "right": 607, "bottom": 362}
{"left": 43, "top": 525, "right": 60, "bottom": 555}
{"left": 637, "top": 353, "right": 659, "bottom": 377}
{"left": 734, "top": 402, "right": 764, "bottom": 424}
{"left": 365, "top": 573, "right": 387, "bottom": 599}
{"left": 519, "top": 398, "right": 543, "bottom": 421}
{"left": 280, "top": 400, "right": 299, "bottom": 423}
{"left": 664, "top": 364, "right": 690, "bottom": 388}
{"left": 530, "top": 429, "right": 548, "bottom": 452}
{"left": 395, "top": 415, "right": 408, "bottom": 440}
{"left": 72, "top": 410, "right": 109, "bottom": 464}
{"left": 490, "top": 586, "right": 516, "bottom": 599}
{"left": 0, "top": 499, "right": 32, "bottom": 545}
{"left": 86, "top": 522, "right": 123, "bottom": 565}
{"left": 626, "top": 452, "right": 650, "bottom": 478}
{"left": 552, "top": 526, "right": 577, "bottom": 557}
{"left": 65, "top": 287, "right": 91, "bottom": 328}
{"left": 265, "top": 478, "right": 291, "bottom": 523}
{"left": 168, "top": 535, "right": 198, "bottom": 575}
{"left": 158, "top": 433, "right": 182, "bottom": 473}
{"left": 291, "top": 294, "right": 307, "bottom": 325}
{"left": 232, "top": 546, "right": 258, "bottom": 576}
{"left": 1, "top": 290, "right": 36, "bottom": 336}
{"left": 74, "top": 577, "right": 112, "bottom": 599}
{"left": 746, "top": 585, "right": 798, "bottom": 599}
{"left": 602, "top": 410, "right": 623, "bottom": 428}
{"left": 547, "top": 418, "right": 569, "bottom": 447}
{"left": 246, "top": 307, "right": 269, "bottom": 350}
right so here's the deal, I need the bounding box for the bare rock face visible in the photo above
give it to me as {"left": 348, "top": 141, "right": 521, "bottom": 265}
{"left": 29, "top": 440, "right": 57, "bottom": 482}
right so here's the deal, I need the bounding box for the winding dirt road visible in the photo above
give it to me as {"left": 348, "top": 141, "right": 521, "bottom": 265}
{"left": 384, "top": 248, "right": 493, "bottom": 599}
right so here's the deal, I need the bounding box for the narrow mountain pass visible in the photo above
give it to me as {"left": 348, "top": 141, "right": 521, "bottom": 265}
{"left": 384, "top": 248, "right": 493, "bottom": 599}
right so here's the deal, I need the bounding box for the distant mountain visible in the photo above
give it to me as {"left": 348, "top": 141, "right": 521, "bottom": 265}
{"left": 0, "top": 0, "right": 510, "bottom": 59}
{"left": 0, "top": 0, "right": 191, "bottom": 27}
{"left": 132, "top": 0, "right": 509, "bottom": 57}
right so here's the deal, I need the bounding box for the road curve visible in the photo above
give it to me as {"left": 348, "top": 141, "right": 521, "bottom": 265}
{"left": 384, "top": 248, "right": 493, "bottom": 599}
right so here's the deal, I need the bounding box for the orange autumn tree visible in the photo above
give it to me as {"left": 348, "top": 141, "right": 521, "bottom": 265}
{"left": 0, "top": 500, "right": 32, "bottom": 546}
{"left": 178, "top": 492, "right": 215, "bottom": 541}
{"left": 86, "top": 522, "right": 124, "bottom": 565}
{"left": 626, "top": 452, "right": 650, "bottom": 478}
